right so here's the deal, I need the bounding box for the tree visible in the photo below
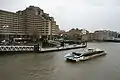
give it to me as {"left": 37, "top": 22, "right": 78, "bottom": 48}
{"left": 31, "top": 29, "right": 39, "bottom": 42}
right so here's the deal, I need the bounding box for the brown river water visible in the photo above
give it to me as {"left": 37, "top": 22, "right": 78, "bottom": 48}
{"left": 0, "top": 42, "right": 120, "bottom": 80}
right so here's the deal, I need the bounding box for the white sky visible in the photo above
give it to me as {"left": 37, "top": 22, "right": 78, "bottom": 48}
{"left": 0, "top": 0, "right": 120, "bottom": 32}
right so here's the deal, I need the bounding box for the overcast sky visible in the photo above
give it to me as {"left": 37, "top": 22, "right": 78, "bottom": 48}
{"left": 0, "top": 0, "right": 120, "bottom": 32}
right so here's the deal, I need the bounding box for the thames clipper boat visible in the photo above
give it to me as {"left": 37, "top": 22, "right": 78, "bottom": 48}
{"left": 64, "top": 48, "right": 107, "bottom": 62}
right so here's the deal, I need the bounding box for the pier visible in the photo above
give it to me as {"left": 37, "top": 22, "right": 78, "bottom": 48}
{"left": 0, "top": 44, "right": 87, "bottom": 54}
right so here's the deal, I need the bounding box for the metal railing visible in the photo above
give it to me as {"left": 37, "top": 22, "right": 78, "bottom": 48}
{"left": 0, "top": 46, "right": 34, "bottom": 51}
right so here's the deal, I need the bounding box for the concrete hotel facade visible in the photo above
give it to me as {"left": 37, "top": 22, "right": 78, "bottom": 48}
{"left": 0, "top": 6, "right": 60, "bottom": 40}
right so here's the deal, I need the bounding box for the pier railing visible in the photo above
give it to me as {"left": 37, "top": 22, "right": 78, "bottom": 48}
{"left": 0, "top": 46, "right": 34, "bottom": 51}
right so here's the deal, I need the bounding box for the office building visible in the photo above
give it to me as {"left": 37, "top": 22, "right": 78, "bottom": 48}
{"left": 94, "top": 30, "right": 119, "bottom": 40}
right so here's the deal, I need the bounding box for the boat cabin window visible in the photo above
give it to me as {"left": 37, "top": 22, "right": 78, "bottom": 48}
{"left": 88, "top": 49, "right": 94, "bottom": 52}
{"left": 72, "top": 52, "right": 81, "bottom": 56}
{"left": 82, "top": 51, "right": 103, "bottom": 56}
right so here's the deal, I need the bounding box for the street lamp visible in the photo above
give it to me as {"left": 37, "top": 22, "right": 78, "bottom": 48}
{"left": 3, "top": 25, "right": 9, "bottom": 28}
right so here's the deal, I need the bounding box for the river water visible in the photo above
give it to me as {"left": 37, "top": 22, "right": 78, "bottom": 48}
{"left": 0, "top": 42, "right": 120, "bottom": 80}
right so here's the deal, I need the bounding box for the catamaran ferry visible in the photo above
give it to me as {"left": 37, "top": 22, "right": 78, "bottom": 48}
{"left": 64, "top": 48, "right": 107, "bottom": 62}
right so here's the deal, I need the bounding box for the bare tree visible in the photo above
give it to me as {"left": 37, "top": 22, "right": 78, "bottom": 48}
{"left": 31, "top": 29, "right": 39, "bottom": 42}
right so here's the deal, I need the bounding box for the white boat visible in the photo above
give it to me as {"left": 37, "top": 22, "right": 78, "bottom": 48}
{"left": 64, "top": 48, "right": 107, "bottom": 62}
